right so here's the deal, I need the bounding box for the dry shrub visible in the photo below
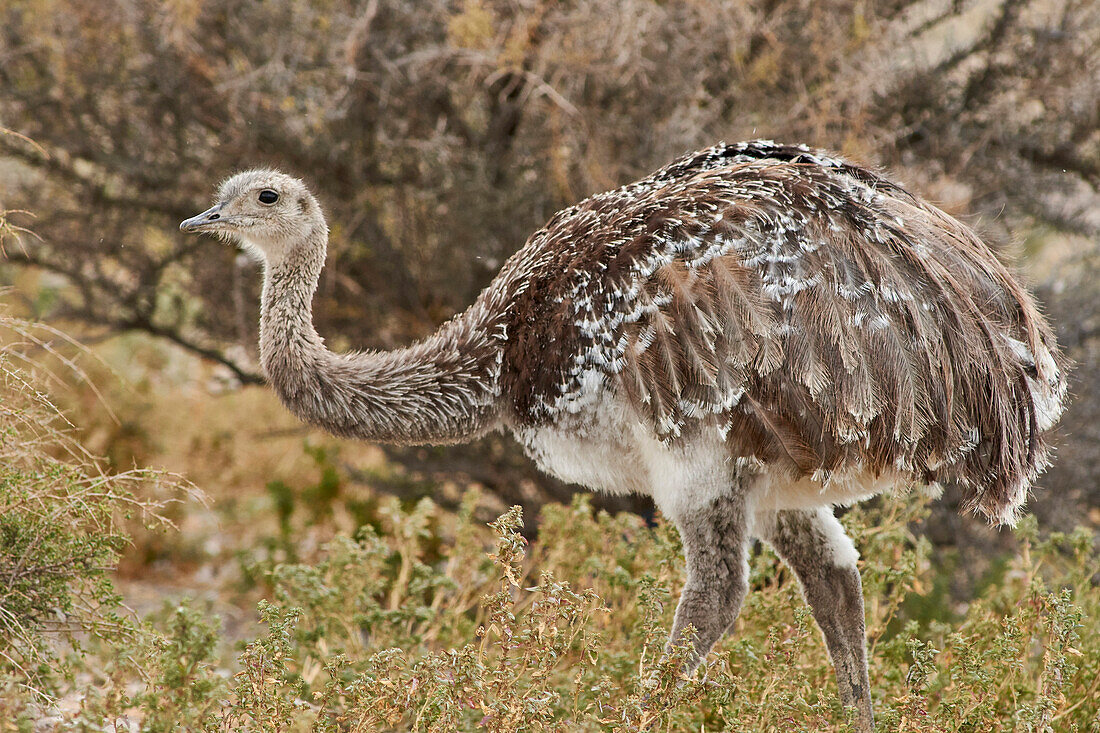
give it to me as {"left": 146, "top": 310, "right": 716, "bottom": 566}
{"left": 2, "top": 0, "right": 1096, "bottom": 526}
{"left": 1, "top": 0, "right": 1095, "bottom": 373}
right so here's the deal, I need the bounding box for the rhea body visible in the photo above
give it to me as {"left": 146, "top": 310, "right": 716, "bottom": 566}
{"left": 181, "top": 141, "right": 1066, "bottom": 731}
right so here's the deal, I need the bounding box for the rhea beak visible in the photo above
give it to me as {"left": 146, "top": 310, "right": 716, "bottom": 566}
{"left": 179, "top": 203, "right": 227, "bottom": 233}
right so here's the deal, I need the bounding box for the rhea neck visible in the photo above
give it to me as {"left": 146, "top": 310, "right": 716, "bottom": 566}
{"left": 254, "top": 223, "right": 504, "bottom": 444}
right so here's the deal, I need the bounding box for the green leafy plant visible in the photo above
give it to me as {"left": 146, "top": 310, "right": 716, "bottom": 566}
{"left": 104, "top": 493, "right": 1100, "bottom": 732}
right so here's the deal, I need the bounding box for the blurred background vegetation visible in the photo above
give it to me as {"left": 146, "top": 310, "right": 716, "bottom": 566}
{"left": 0, "top": 0, "right": 1098, "bottom": 728}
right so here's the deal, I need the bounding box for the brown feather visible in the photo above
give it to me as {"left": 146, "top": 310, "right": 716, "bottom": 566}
{"left": 493, "top": 141, "right": 1067, "bottom": 524}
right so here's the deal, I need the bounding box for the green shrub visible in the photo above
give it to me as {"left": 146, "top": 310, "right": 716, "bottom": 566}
{"left": 116, "top": 492, "right": 1096, "bottom": 732}
{"left": 0, "top": 309, "right": 178, "bottom": 706}
{"left": 4, "top": 472, "right": 1097, "bottom": 731}
{"left": 135, "top": 601, "right": 226, "bottom": 733}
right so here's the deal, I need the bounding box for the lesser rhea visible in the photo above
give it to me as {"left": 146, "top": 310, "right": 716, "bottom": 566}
{"left": 181, "top": 141, "right": 1067, "bottom": 731}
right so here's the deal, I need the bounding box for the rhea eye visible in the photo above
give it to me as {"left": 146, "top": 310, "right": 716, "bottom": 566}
{"left": 258, "top": 189, "right": 279, "bottom": 205}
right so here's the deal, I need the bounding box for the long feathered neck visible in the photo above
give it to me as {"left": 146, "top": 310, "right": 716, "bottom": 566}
{"left": 258, "top": 227, "right": 504, "bottom": 444}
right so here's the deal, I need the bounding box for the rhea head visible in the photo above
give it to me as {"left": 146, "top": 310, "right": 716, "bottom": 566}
{"left": 179, "top": 169, "right": 326, "bottom": 263}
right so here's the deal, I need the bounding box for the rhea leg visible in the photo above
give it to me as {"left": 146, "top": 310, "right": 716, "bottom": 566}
{"left": 756, "top": 507, "right": 873, "bottom": 731}
{"left": 667, "top": 492, "right": 750, "bottom": 671}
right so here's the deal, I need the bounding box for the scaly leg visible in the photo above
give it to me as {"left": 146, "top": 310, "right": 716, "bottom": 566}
{"left": 667, "top": 492, "right": 750, "bottom": 671}
{"left": 756, "top": 507, "right": 874, "bottom": 732}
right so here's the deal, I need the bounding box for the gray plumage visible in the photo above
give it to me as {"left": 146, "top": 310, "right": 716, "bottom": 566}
{"left": 181, "top": 141, "right": 1067, "bottom": 731}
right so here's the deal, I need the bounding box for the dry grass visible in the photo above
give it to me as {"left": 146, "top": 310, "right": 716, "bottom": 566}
{"left": 7, "top": 488, "right": 1093, "bottom": 731}
{"left": 0, "top": 303, "right": 186, "bottom": 705}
